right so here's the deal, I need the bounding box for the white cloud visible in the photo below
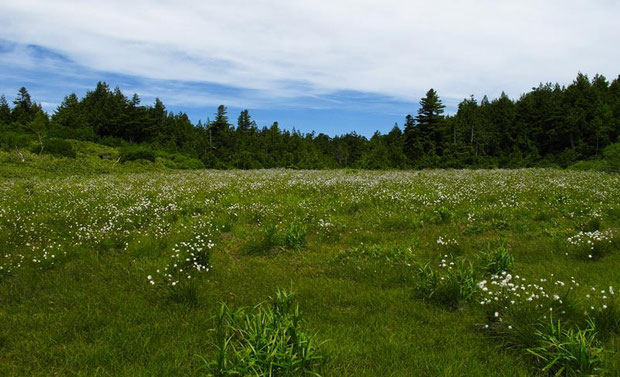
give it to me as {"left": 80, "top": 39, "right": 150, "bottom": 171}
{"left": 0, "top": 0, "right": 618, "bottom": 104}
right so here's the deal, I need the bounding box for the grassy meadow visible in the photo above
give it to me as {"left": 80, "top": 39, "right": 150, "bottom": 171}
{"left": 0, "top": 167, "right": 619, "bottom": 376}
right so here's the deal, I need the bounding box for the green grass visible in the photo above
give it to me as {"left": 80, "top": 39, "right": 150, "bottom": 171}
{"left": 0, "top": 168, "right": 618, "bottom": 376}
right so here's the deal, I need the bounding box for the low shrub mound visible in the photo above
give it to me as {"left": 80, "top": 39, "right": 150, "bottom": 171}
{"left": 41, "top": 138, "right": 77, "bottom": 158}
{"left": 120, "top": 145, "right": 156, "bottom": 162}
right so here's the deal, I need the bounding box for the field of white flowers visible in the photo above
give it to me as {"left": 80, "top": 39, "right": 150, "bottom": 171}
{"left": 0, "top": 169, "right": 618, "bottom": 376}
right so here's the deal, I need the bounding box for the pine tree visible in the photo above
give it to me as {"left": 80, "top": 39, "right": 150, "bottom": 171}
{"left": 12, "top": 87, "right": 34, "bottom": 124}
{"left": 0, "top": 95, "right": 10, "bottom": 125}
{"left": 416, "top": 89, "right": 445, "bottom": 149}
{"left": 404, "top": 89, "right": 445, "bottom": 165}
{"left": 208, "top": 105, "right": 230, "bottom": 152}
{"left": 403, "top": 114, "right": 420, "bottom": 161}
{"left": 53, "top": 93, "right": 83, "bottom": 129}
{"left": 237, "top": 109, "right": 255, "bottom": 132}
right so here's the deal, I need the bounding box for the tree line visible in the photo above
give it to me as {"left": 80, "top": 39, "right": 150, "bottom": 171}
{"left": 1, "top": 72, "right": 618, "bottom": 169}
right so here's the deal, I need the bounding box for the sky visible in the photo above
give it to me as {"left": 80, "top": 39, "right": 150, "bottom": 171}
{"left": 0, "top": 0, "right": 618, "bottom": 136}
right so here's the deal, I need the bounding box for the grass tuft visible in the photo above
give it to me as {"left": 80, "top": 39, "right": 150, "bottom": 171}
{"left": 525, "top": 315, "right": 606, "bottom": 376}
{"left": 207, "top": 288, "right": 323, "bottom": 376}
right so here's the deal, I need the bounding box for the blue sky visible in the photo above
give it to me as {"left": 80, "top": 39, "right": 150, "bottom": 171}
{"left": 1, "top": 1, "right": 618, "bottom": 136}
{"left": 0, "top": 41, "right": 421, "bottom": 136}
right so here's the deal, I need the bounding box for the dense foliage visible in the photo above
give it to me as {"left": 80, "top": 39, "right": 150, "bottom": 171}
{"left": 1, "top": 72, "right": 618, "bottom": 169}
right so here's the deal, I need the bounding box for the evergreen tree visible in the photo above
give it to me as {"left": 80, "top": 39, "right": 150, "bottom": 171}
{"left": 0, "top": 95, "right": 10, "bottom": 125}
{"left": 385, "top": 125, "right": 408, "bottom": 168}
{"left": 53, "top": 93, "right": 84, "bottom": 129}
{"left": 12, "top": 87, "right": 34, "bottom": 124}
{"left": 415, "top": 88, "right": 445, "bottom": 152}
{"left": 237, "top": 109, "right": 256, "bottom": 132}
{"left": 403, "top": 114, "right": 420, "bottom": 162}
{"left": 208, "top": 105, "right": 230, "bottom": 154}
{"left": 405, "top": 88, "right": 445, "bottom": 166}
{"left": 1, "top": 73, "right": 616, "bottom": 170}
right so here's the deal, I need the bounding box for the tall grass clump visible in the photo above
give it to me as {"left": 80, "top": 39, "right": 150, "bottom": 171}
{"left": 480, "top": 239, "right": 514, "bottom": 274}
{"left": 207, "top": 288, "right": 323, "bottom": 376}
{"left": 246, "top": 224, "right": 281, "bottom": 255}
{"left": 334, "top": 244, "right": 416, "bottom": 265}
{"left": 283, "top": 223, "right": 307, "bottom": 251}
{"left": 246, "top": 223, "right": 307, "bottom": 254}
{"left": 589, "top": 290, "right": 620, "bottom": 340}
{"left": 414, "top": 257, "right": 478, "bottom": 309}
{"left": 526, "top": 315, "right": 606, "bottom": 376}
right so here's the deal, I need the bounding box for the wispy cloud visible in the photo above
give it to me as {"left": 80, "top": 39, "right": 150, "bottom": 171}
{"left": 0, "top": 0, "right": 618, "bottom": 134}
{"left": 2, "top": 1, "right": 618, "bottom": 100}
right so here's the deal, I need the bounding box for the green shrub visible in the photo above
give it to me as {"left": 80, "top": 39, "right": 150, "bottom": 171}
{"left": 158, "top": 152, "right": 205, "bottom": 169}
{"left": 526, "top": 316, "right": 605, "bottom": 376}
{"left": 176, "top": 157, "right": 204, "bottom": 169}
{"left": 40, "top": 138, "right": 77, "bottom": 158}
{"left": 569, "top": 142, "right": 620, "bottom": 172}
{"left": 602, "top": 142, "right": 620, "bottom": 173}
{"left": 207, "top": 289, "right": 323, "bottom": 376}
{"left": 569, "top": 159, "right": 608, "bottom": 172}
{"left": 120, "top": 145, "right": 156, "bottom": 162}
{"left": 48, "top": 125, "right": 96, "bottom": 141}
{"left": 0, "top": 131, "right": 32, "bottom": 151}
{"left": 98, "top": 136, "right": 124, "bottom": 147}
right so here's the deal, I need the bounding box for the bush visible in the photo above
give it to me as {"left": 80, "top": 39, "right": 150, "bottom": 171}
{"left": 207, "top": 289, "right": 323, "bottom": 376}
{"left": 120, "top": 145, "right": 156, "bottom": 162}
{"left": 0, "top": 131, "right": 32, "bottom": 151}
{"left": 569, "top": 142, "right": 620, "bottom": 173}
{"left": 177, "top": 157, "right": 204, "bottom": 169}
{"left": 48, "top": 124, "right": 96, "bottom": 141}
{"left": 40, "top": 138, "right": 77, "bottom": 158}
{"left": 98, "top": 136, "right": 124, "bottom": 147}
{"left": 602, "top": 142, "right": 620, "bottom": 173}
{"left": 569, "top": 159, "right": 608, "bottom": 172}
{"left": 167, "top": 153, "right": 205, "bottom": 169}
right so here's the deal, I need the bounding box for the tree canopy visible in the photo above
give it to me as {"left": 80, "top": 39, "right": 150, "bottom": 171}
{"left": 1, "top": 73, "right": 618, "bottom": 169}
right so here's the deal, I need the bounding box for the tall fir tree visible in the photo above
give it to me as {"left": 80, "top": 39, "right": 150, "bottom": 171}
{"left": 12, "top": 87, "right": 34, "bottom": 124}
{"left": 0, "top": 95, "right": 10, "bottom": 125}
